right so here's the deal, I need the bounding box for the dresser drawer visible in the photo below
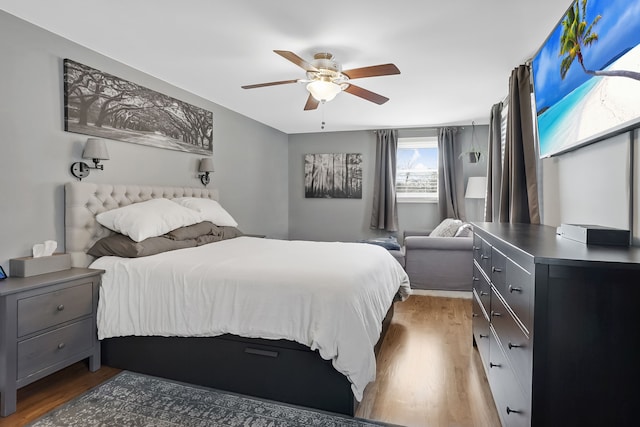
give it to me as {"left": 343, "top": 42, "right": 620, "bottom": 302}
{"left": 488, "top": 328, "right": 530, "bottom": 427}
{"left": 17, "top": 317, "right": 93, "bottom": 380}
{"left": 472, "top": 294, "right": 491, "bottom": 374}
{"left": 473, "top": 234, "right": 484, "bottom": 263}
{"left": 473, "top": 263, "right": 491, "bottom": 315}
{"left": 491, "top": 247, "right": 507, "bottom": 289}
{"left": 490, "top": 294, "right": 532, "bottom": 396}
{"left": 17, "top": 281, "right": 93, "bottom": 337}
{"left": 479, "top": 239, "right": 492, "bottom": 276}
{"left": 504, "top": 258, "right": 533, "bottom": 332}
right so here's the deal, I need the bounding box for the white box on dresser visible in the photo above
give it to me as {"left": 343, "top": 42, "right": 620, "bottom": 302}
{"left": 471, "top": 222, "right": 640, "bottom": 427}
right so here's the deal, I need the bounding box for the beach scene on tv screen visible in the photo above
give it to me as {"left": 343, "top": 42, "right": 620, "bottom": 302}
{"left": 532, "top": 0, "right": 640, "bottom": 157}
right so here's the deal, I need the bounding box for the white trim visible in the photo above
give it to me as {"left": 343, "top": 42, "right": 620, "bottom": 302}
{"left": 410, "top": 289, "right": 472, "bottom": 299}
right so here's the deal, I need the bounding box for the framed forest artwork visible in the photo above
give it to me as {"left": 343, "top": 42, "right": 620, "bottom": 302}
{"left": 304, "top": 153, "right": 362, "bottom": 199}
{"left": 63, "top": 59, "right": 213, "bottom": 155}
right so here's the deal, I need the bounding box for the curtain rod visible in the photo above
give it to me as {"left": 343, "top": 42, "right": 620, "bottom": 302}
{"left": 373, "top": 125, "right": 471, "bottom": 133}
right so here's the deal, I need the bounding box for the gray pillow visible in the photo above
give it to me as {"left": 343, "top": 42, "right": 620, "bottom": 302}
{"left": 195, "top": 226, "right": 244, "bottom": 246}
{"left": 165, "top": 221, "right": 216, "bottom": 241}
{"left": 88, "top": 233, "right": 196, "bottom": 258}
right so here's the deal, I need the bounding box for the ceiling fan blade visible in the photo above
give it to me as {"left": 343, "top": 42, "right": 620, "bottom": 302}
{"left": 342, "top": 64, "right": 400, "bottom": 80}
{"left": 304, "top": 94, "right": 320, "bottom": 111}
{"left": 241, "top": 79, "right": 299, "bottom": 89}
{"left": 274, "top": 50, "right": 318, "bottom": 72}
{"left": 344, "top": 84, "right": 389, "bottom": 105}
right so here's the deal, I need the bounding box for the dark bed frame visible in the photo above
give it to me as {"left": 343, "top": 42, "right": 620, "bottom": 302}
{"left": 101, "top": 302, "right": 394, "bottom": 416}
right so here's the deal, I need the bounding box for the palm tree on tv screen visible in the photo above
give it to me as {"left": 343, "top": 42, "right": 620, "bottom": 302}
{"left": 559, "top": 0, "right": 640, "bottom": 81}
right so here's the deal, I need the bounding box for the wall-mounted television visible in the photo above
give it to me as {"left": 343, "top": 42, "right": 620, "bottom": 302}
{"left": 532, "top": 0, "right": 640, "bottom": 158}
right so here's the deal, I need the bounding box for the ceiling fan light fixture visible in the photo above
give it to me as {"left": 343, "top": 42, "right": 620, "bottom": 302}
{"left": 306, "top": 80, "right": 342, "bottom": 102}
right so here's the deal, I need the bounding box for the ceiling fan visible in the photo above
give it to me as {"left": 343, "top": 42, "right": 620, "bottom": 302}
{"left": 241, "top": 50, "right": 400, "bottom": 111}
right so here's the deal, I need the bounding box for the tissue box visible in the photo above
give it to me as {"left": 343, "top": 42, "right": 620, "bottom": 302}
{"left": 9, "top": 253, "right": 72, "bottom": 277}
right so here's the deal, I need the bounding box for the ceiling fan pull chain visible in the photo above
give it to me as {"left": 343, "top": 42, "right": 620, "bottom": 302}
{"left": 321, "top": 101, "right": 326, "bottom": 130}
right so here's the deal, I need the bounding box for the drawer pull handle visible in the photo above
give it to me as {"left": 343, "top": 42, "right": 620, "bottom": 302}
{"left": 472, "top": 313, "right": 479, "bottom": 318}
{"left": 481, "top": 255, "right": 489, "bottom": 260}
{"left": 508, "top": 285, "right": 522, "bottom": 293}
{"left": 57, "top": 304, "right": 65, "bottom": 311}
{"left": 479, "top": 334, "right": 489, "bottom": 339}
{"left": 490, "top": 311, "right": 502, "bottom": 318}
{"left": 506, "top": 406, "right": 522, "bottom": 415}
{"left": 473, "top": 246, "right": 480, "bottom": 251}
{"left": 489, "top": 362, "right": 501, "bottom": 368}
{"left": 492, "top": 267, "right": 502, "bottom": 273}
{"left": 508, "top": 342, "right": 522, "bottom": 350}
{"left": 472, "top": 277, "right": 480, "bottom": 282}
{"left": 57, "top": 343, "right": 66, "bottom": 350}
{"left": 244, "top": 348, "right": 279, "bottom": 358}
{"left": 480, "top": 291, "right": 488, "bottom": 296}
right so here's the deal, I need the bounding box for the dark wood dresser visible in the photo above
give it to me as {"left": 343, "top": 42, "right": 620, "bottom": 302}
{"left": 471, "top": 222, "right": 640, "bottom": 427}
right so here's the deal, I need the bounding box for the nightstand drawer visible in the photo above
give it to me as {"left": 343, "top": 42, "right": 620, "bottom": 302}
{"left": 17, "top": 317, "right": 93, "bottom": 380}
{"left": 17, "top": 281, "right": 93, "bottom": 337}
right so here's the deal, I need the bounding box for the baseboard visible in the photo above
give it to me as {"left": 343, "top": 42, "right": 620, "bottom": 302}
{"left": 410, "top": 289, "right": 472, "bottom": 299}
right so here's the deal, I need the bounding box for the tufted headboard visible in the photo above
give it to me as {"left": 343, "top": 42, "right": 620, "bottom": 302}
{"left": 65, "top": 182, "right": 219, "bottom": 268}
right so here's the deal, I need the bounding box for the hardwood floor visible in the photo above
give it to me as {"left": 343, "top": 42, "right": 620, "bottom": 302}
{"left": 0, "top": 363, "right": 121, "bottom": 427}
{"left": 1, "top": 295, "right": 500, "bottom": 427}
{"left": 357, "top": 295, "right": 501, "bottom": 427}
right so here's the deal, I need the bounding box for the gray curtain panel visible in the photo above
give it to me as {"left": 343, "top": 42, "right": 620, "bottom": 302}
{"left": 499, "top": 65, "right": 540, "bottom": 224}
{"left": 438, "top": 127, "right": 466, "bottom": 221}
{"left": 484, "top": 102, "right": 503, "bottom": 222}
{"left": 370, "top": 129, "right": 399, "bottom": 231}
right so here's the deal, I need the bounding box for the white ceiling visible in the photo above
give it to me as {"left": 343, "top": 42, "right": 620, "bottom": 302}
{"left": 0, "top": 0, "right": 571, "bottom": 134}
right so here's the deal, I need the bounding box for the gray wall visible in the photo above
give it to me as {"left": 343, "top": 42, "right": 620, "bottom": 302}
{"left": 0, "top": 11, "right": 289, "bottom": 273}
{"left": 288, "top": 126, "right": 489, "bottom": 242}
{"left": 541, "top": 129, "right": 639, "bottom": 245}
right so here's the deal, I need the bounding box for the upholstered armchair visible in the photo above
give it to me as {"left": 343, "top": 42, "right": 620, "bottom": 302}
{"left": 402, "top": 222, "right": 473, "bottom": 291}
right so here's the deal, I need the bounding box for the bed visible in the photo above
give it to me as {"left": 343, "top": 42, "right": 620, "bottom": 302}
{"left": 65, "top": 182, "right": 411, "bottom": 415}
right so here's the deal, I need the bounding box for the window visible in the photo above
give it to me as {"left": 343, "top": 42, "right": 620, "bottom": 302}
{"left": 395, "top": 136, "right": 438, "bottom": 202}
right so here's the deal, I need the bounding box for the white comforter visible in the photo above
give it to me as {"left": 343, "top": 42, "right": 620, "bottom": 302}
{"left": 91, "top": 236, "right": 411, "bottom": 400}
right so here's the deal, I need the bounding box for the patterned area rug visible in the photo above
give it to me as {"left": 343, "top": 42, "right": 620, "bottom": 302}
{"left": 29, "top": 371, "right": 398, "bottom": 426}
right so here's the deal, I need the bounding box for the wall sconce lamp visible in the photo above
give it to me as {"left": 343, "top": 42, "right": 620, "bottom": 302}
{"left": 198, "top": 158, "right": 214, "bottom": 186}
{"left": 70, "top": 138, "right": 109, "bottom": 180}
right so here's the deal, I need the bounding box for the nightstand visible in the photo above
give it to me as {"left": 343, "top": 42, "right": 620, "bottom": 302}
{"left": 0, "top": 268, "right": 103, "bottom": 416}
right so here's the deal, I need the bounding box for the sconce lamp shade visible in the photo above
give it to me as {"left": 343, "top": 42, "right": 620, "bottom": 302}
{"left": 71, "top": 138, "right": 109, "bottom": 180}
{"left": 198, "top": 158, "right": 214, "bottom": 186}
{"left": 306, "top": 80, "right": 342, "bottom": 102}
{"left": 465, "top": 176, "right": 487, "bottom": 199}
{"left": 82, "top": 138, "right": 109, "bottom": 160}
{"left": 199, "top": 158, "right": 214, "bottom": 173}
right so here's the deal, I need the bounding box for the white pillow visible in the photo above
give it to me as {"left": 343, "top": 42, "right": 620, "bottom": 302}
{"left": 172, "top": 197, "right": 238, "bottom": 227}
{"left": 96, "top": 198, "right": 203, "bottom": 242}
{"left": 454, "top": 223, "right": 473, "bottom": 237}
{"left": 430, "top": 218, "right": 463, "bottom": 237}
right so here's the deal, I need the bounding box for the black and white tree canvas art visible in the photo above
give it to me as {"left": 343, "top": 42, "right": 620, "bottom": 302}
{"left": 63, "top": 59, "right": 213, "bottom": 155}
{"left": 304, "top": 153, "right": 362, "bottom": 199}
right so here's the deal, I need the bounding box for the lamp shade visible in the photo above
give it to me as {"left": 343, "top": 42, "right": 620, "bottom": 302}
{"left": 199, "top": 158, "right": 214, "bottom": 172}
{"left": 306, "top": 80, "right": 342, "bottom": 102}
{"left": 82, "top": 138, "right": 109, "bottom": 160}
{"left": 465, "top": 176, "right": 487, "bottom": 199}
